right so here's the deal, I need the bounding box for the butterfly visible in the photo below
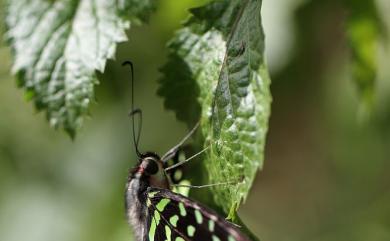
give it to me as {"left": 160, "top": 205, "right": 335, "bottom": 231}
{"left": 123, "top": 61, "right": 251, "bottom": 241}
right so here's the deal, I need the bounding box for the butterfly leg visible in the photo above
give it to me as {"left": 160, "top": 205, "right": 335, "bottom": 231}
{"left": 161, "top": 121, "right": 200, "bottom": 163}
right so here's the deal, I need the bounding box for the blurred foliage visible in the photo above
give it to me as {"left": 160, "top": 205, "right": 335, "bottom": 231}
{"left": 344, "top": 0, "right": 384, "bottom": 120}
{"left": 0, "top": 0, "right": 390, "bottom": 241}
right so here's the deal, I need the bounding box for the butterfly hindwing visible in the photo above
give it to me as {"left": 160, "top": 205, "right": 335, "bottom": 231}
{"left": 145, "top": 187, "right": 250, "bottom": 241}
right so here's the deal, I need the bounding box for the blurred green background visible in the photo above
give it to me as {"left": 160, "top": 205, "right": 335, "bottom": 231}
{"left": 1, "top": 0, "right": 390, "bottom": 241}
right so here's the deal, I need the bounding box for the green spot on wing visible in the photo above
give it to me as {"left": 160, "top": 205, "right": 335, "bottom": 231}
{"left": 149, "top": 210, "right": 161, "bottom": 241}
{"left": 149, "top": 212, "right": 159, "bottom": 241}
{"left": 175, "top": 237, "right": 185, "bottom": 241}
{"left": 174, "top": 170, "right": 183, "bottom": 181}
{"left": 149, "top": 221, "right": 156, "bottom": 241}
{"left": 156, "top": 198, "right": 170, "bottom": 212}
{"left": 165, "top": 225, "right": 172, "bottom": 241}
{"left": 228, "top": 236, "right": 237, "bottom": 241}
{"left": 209, "top": 219, "right": 215, "bottom": 232}
{"left": 187, "top": 225, "right": 195, "bottom": 237}
{"left": 194, "top": 209, "right": 203, "bottom": 224}
{"left": 148, "top": 191, "right": 159, "bottom": 198}
{"left": 154, "top": 210, "right": 161, "bottom": 224}
{"left": 212, "top": 235, "right": 221, "bottom": 241}
{"left": 178, "top": 203, "right": 187, "bottom": 216}
{"left": 169, "top": 215, "right": 179, "bottom": 227}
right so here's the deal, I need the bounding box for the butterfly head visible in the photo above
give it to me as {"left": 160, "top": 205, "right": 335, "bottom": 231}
{"left": 137, "top": 152, "right": 161, "bottom": 175}
{"left": 134, "top": 152, "right": 169, "bottom": 189}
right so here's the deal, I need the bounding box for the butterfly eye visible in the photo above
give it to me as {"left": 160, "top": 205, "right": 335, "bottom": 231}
{"left": 144, "top": 158, "right": 159, "bottom": 175}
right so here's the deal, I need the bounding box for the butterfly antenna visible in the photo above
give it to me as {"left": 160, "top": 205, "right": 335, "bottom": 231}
{"left": 164, "top": 145, "right": 210, "bottom": 172}
{"left": 123, "top": 61, "right": 142, "bottom": 158}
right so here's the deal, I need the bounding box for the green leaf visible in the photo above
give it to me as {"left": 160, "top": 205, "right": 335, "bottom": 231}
{"left": 5, "top": 0, "right": 156, "bottom": 136}
{"left": 159, "top": 0, "right": 271, "bottom": 217}
{"left": 344, "top": 0, "right": 384, "bottom": 118}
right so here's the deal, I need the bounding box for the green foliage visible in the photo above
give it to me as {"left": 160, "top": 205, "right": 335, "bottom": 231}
{"left": 344, "top": 0, "right": 384, "bottom": 118}
{"left": 159, "top": 0, "right": 271, "bottom": 218}
{"left": 5, "top": 0, "right": 155, "bottom": 137}
{"left": 3, "top": 0, "right": 386, "bottom": 232}
{"left": 1, "top": 1, "right": 390, "bottom": 241}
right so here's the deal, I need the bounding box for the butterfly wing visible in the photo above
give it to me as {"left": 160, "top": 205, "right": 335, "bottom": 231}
{"left": 144, "top": 187, "right": 251, "bottom": 241}
{"left": 163, "top": 145, "right": 193, "bottom": 184}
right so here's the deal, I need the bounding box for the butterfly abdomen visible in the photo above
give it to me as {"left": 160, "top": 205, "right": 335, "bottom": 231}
{"left": 126, "top": 170, "right": 152, "bottom": 241}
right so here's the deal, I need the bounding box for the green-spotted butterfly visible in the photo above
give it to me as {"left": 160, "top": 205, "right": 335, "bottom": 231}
{"left": 123, "top": 61, "right": 251, "bottom": 241}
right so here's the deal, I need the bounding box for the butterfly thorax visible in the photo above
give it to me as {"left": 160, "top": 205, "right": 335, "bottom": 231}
{"left": 125, "top": 152, "right": 169, "bottom": 241}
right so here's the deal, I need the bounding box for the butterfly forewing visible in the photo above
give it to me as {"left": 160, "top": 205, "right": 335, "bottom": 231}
{"left": 145, "top": 187, "right": 251, "bottom": 241}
